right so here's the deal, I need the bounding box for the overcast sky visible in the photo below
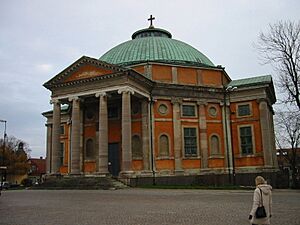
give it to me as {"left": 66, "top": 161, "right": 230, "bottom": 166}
{"left": 0, "top": 0, "right": 299, "bottom": 158}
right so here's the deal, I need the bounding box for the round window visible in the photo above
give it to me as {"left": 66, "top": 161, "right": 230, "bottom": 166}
{"left": 158, "top": 104, "right": 168, "bottom": 115}
{"left": 208, "top": 106, "right": 217, "bottom": 117}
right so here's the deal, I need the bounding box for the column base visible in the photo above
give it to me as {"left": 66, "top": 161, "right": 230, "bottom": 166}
{"left": 94, "top": 172, "right": 109, "bottom": 177}
{"left": 174, "top": 170, "right": 185, "bottom": 176}
{"left": 119, "top": 171, "right": 135, "bottom": 178}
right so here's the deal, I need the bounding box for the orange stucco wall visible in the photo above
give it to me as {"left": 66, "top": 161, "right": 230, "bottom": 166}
{"left": 156, "top": 159, "right": 175, "bottom": 170}
{"left": 201, "top": 70, "right": 223, "bottom": 86}
{"left": 152, "top": 65, "right": 172, "bottom": 82}
{"left": 132, "top": 65, "right": 145, "bottom": 75}
{"left": 208, "top": 158, "right": 225, "bottom": 168}
{"left": 84, "top": 162, "right": 96, "bottom": 173}
{"left": 132, "top": 160, "right": 143, "bottom": 170}
{"left": 177, "top": 67, "right": 197, "bottom": 85}
{"left": 57, "top": 70, "right": 268, "bottom": 174}
{"left": 230, "top": 100, "right": 263, "bottom": 158}
{"left": 182, "top": 159, "right": 201, "bottom": 169}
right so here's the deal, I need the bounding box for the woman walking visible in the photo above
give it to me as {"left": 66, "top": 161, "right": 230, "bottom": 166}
{"left": 249, "top": 176, "right": 272, "bottom": 225}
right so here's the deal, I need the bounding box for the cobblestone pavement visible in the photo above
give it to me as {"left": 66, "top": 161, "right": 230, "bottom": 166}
{"left": 0, "top": 188, "right": 299, "bottom": 225}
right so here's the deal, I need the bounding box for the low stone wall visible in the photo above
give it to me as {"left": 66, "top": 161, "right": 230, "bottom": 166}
{"left": 128, "top": 171, "right": 287, "bottom": 188}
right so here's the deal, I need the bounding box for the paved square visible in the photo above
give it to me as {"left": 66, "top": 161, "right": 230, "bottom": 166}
{"left": 0, "top": 189, "right": 299, "bottom": 225}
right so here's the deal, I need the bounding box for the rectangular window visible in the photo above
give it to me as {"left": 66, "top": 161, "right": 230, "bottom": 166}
{"left": 238, "top": 104, "right": 251, "bottom": 117}
{"left": 60, "top": 142, "right": 64, "bottom": 165}
{"left": 182, "top": 105, "right": 196, "bottom": 117}
{"left": 184, "top": 128, "right": 197, "bottom": 156}
{"left": 240, "top": 126, "right": 253, "bottom": 154}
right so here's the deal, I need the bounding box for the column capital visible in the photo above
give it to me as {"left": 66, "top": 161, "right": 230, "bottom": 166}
{"left": 196, "top": 100, "right": 208, "bottom": 106}
{"left": 95, "top": 92, "right": 106, "bottom": 98}
{"left": 117, "top": 87, "right": 135, "bottom": 95}
{"left": 50, "top": 99, "right": 61, "bottom": 104}
{"left": 68, "top": 96, "right": 80, "bottom": 102}
{"left": 256, "top": 98, "right": 268, "bottom": 104}
{"left": 171, "top": 97, "right": 182, "bottom": 105}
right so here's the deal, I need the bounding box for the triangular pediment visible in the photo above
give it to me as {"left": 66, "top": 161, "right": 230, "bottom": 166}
{"left": 43, "top": 56, "right": 128, "bottom": 89}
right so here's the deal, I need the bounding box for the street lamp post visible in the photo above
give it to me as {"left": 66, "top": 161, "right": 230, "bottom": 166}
{"left": 224, "top": 87, "right": 237, "bottom": 185}
{"left": 0, "top": 120, "right": 7, "bottom": 190}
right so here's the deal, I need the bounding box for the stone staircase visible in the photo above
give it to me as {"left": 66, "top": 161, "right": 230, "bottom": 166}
{"left": 34, "top": 175, "right": 129, "bottom": 190}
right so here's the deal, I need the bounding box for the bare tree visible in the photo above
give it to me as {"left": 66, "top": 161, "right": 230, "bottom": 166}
{"left": 275, "top": 111, "right": 300, "bottom": 188}
{"left": 256, "top": 21, "right": 300, "bottom": 109}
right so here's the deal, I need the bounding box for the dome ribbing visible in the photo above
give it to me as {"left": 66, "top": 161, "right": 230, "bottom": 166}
{"left": 100, "top": 27, "right": 214, "bottom": 67}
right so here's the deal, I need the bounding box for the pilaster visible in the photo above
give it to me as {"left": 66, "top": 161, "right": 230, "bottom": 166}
{"left": 172, "top": 67, "right": 178, "bottom": 84}
{"left": 197, "top": 101, "right": 208, "bottom": 169}
{"left": 51, "top": 99, "right": 61, "bottom": 173}
{"left": 258, "top": 98, "right": 273, "bottom": 167}
{"left": 171, "top": 97, "right": 183, "bottom": 173}
{"left": 141, "top": 99, "right": 150, "bottom": 171}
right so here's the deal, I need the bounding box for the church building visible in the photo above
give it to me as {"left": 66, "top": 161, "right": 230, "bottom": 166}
{"left": 43, "top": 17, "right": 278, "bottom": 185}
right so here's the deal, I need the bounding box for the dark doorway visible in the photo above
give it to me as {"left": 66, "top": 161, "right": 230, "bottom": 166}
{"left": 108, "top": 143, "right": 120, "bottom": 177}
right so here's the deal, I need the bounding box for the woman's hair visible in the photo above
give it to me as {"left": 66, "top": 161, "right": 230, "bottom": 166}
{"left": 255, "top": 176, "right": 266, "bottom": 186}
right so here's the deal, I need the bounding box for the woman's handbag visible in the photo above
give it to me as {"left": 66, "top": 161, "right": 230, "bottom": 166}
{"left": 255, "top": 188, "right": 267, "bottom": 218}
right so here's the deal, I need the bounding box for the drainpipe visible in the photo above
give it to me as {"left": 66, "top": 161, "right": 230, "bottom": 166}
{"left": 149, "top": 94, "right": 156, "bottom": 185}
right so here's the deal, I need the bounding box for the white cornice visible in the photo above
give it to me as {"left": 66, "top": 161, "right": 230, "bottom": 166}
{"left": 51, "top": 85, "right": 150, "bottom": 101}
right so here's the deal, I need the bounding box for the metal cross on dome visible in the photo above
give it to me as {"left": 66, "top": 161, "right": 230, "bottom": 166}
{"left": 148, "top": 15, "right": 155, "bottom": 27}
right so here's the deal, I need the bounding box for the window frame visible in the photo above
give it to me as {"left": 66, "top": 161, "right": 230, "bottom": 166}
{"left": 60, "top": 142, "right": 65, "bottom": 165}
{"left": 85, "top": 138, "right": 95, "bottom": 160}
{"left": 157, "top": 103, "right": 169, "bottom": 116}
{"left": 158, "top": 133, "right": 170, "bottom": 158}
{"left": 236, "top": 102, "right": 252, "bottom": 118}
{"left": 209, "top": 133, "right": 221, "bottom": 156}
{"left": 132, "top": 134, "right": 143, "bottom": 159}
{"left": 182, "top": 126, "right": 199, "bottom": 158}
{"left": 181, "top": 103, "right": 197, "bottom": 118}
{"left": 238, "top": 124, "right": 255, "bottom": 155}
{"left": 208, "top": 105, "right": 218, "bottom": 118}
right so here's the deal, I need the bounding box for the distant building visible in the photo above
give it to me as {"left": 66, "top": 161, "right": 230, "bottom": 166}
{"left": 43, "top": 18, "right": 278, "bottom": 185}
{"left": 28, "top": 157, "right": 46, "bottom": 183}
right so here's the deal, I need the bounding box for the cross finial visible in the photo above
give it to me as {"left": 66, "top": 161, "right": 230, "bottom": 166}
{"left": 148, "top": 15, "right": 155, "bottom": 27}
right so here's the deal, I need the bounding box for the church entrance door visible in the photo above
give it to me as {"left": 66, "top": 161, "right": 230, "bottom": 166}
{"left": 108, "top": 143, "right": 120, "bottom": 177}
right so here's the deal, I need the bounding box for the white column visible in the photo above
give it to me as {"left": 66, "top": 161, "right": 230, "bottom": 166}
{"left": 96, "top": 92, "right": 108, "bottom": 174}
{"left": 51, "top": 99, "right": 61, "bottom": 173}
{"left": 46, "top": 124, "right": 52, "bottom": 174}
{"left": 118, "top": 88, "right": 134, "bottom": 173}
{"left": 69, "top": 96, "right": 81, "bottom": 174}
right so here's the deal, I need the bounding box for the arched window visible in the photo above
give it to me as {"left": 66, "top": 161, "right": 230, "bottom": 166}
{"left": 85, "top": 139, "right": 95, "bottom": 159}
{"left": 159, "top": 134, "right": 169, "bottom": 157}
{"left": 210, "top": 135, "right": 220, "bottom": 155}
{"left": 132, "top": 135, "right": 142, "bottom": 158}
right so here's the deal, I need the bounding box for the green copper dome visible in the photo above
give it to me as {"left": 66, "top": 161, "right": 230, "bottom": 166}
{"left": 100, "top": 27, "right": 214, "bottom": 67}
